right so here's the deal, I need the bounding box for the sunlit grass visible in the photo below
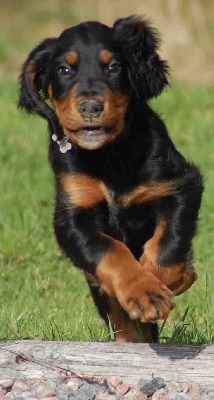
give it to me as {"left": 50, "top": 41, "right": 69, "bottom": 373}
{"left": 0, "top": 77, "right": 213, "bottom": 343}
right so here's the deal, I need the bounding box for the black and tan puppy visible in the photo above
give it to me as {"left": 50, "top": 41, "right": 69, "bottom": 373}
{"left": 18, "top": 15, "right": 203, "bottom": 342}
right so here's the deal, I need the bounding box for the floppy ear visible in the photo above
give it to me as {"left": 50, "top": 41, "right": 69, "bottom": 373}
{"left": 18, "top": 38, "right": 60, "bottom": 132}
{"left": 113, "top": 15, "right": 169, "bottom": 101}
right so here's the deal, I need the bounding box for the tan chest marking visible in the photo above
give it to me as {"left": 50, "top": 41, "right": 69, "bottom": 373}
{"left": 59, "top": 174, "right": 176, "bottom": 209}
{"left": 119, "top": 180, "right": 176, "bottom": 207}
{"left": 58, "top": 173, "right": 112, "bottom": 208}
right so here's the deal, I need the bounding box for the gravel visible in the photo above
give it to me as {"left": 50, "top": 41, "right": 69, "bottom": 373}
{"left": 0, "top": 376, "right": 213, "bottom": 400}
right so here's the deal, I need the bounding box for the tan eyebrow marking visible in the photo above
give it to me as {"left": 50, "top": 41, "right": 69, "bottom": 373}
{"left": 65, "top": 51, "right": 78, "bottom": 65}
{"left": 100, "top": 50, "right": 112, "bottom": 65}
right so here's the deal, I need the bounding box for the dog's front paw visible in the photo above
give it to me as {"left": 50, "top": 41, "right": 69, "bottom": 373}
{"left": 117, "top": 272, "right": 175, "bottom": 322}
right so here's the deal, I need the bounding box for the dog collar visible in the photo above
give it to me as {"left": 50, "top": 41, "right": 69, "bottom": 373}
{"left": 52, "top": 134, "right": 72, "bottom": 153}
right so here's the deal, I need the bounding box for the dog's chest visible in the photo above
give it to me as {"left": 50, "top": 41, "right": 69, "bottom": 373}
{"left": 100, "top": 186, "right": 156, "bottom": 258}
{"left": 60, "top": 172, "right": 163, "bottom": 212}
{"left": 59, "top": 172, "right": 156, "bottom": 256}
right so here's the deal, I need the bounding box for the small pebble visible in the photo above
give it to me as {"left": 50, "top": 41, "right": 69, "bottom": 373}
{"left": 124, "top": 387, "right": 142, "bottom": 398}
{"left": 42, "top": 379, "right": 58, "bottom": 391}
{"left": 141, "top": 377, "right": 165, "bottom": 396}
{"left": 75, "top": 382, "right": 105, "bottom": 399}
{"left": 66, "top": 379, "right": 81, "bottom": 392}
{"left": 25, "top": 380, "right": 41, "bottom": 385}
{"left": 168, "top": 381, "right": 183, "bottom": 392}
{"left": 12, "top": 381, "right": 30, "bottom": 391}
{"left": 116, "top": 384, "right": 130, "bottom": 396}
{"left": 95, "top": 392, "right": 110, "bottom": 400}
{"left": 0, "top": 379, "right": 15, "bottom": 389}
{"left": 152, "top": 388, "right": 167, "bottom": 399}
{"left": 138, "top": 379, "right": 148, "bottom": 387}
{"left": 107, "top": 377, "right": 123, "bottom": 388}
{"left": 167, "top": 388, "right": 181, "bottom": 399}
{"left": 188, "top": 381, "right": 201, "bottom": 395}
{"left": 37, "top": 388, "right": 56, "bottom": 398}
{"left": 35, "top": 384, "right": 55, "bottom": 399}
{"left": 56, "top": 382, "right": 75, "bottom": 398}
{"left": 130, "top": 394, "right": 147, "bottom": 400}
{"left": 136, "top": 395, "right": 148, "bottom": 400}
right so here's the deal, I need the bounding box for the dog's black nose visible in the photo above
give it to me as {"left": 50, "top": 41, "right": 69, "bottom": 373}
{"left": 77, "top": 99, "right": 104, "bottom": 118}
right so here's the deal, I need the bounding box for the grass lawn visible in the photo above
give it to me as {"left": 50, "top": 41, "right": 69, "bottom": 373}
{"left": 0, "top": 76, "right": 213, "bottom": 343}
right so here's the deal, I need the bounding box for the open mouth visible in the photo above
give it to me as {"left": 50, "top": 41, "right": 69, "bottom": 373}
{"left": 73, "top": 126, "right": 111, "bottom": 149}
{"left": 80, "top": 126, "right": 105, "bottom": 135}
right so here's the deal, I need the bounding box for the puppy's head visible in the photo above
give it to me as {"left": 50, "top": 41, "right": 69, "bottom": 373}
{"left": 19, "top": 16, "right": 169, "bottom": 151}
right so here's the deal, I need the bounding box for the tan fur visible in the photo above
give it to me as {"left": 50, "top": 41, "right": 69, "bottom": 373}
{"left": 139, "top": 218, "right": 197, "bottom": 295}
{"left": 107, "top": 298, "right": 159, "bottom": 342}
{"left": 58, "top": 173, "right": 112, "bottom": 208}
{"left": 100, "top": 50, "right": 112, "bottom": 64}
{"left": 48, "top": 84, "right": 53, "bottom": 99}
{"left": 65, "top": 51, "right": 78, "bottom": 65}
{"left": 48, "top": 82, "right": 131, "bottom": 149}
{"left": 96, "top": 234, "right": 175, "bottom": 323}
{"left": 119, "top": 181, "right": 176, "bottom": 207}
{"left": 107, "top": 297, "right": 142, "bottom": 342}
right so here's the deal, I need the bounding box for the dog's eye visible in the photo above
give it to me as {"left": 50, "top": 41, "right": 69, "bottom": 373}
{"left": 58, "top": 66, "right": 75, "bottom": 77}
{"left": 107, "top": 62, "right": 122, "bottom": 75}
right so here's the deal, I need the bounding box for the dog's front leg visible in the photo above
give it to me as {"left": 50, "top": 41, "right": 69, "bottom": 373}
{"left": 96, "top": 234, "right": 175, "bottom": 323}
{"left": 54, "top": 205, "right": 175, "bottom": 324}
{"left": 139, "top": 167, "right": 203, "bottom": 295}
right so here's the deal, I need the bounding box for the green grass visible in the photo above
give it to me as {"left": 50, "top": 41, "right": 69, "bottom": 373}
{"left": 0, "top": 76, "right": 213, "bottom": 343}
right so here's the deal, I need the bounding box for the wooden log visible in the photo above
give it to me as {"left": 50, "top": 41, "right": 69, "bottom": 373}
{"left": 0, "top": 341, "right": 213, "bottom": 388}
